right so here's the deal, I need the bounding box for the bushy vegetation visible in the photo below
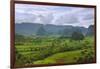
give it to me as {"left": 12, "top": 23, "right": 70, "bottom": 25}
{"left": 71, "top": 31, "right": 84, "bottom": 41}
{"left": 15, "top": 33, "right": 95, "bottom": 67}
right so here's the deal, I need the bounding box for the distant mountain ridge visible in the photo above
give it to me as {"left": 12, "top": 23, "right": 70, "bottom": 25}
{"left": 86, "top": 25, "right": 94, "bottom": 36}
{"left": 15, "top": 23, "right": 94, "bottom": 36}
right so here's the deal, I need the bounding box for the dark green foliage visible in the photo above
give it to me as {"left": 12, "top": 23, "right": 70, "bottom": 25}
{"left": 15, "top": 24, "right": 94, "bottom": 66}
{"left": 77, "top": 49, "right": 94, "bottom": 63}
{"left": 15, "top": 34, "right": 94, "bottom": 66}
{"left": 71, "top": 31, "right": 84, "bottom": 41}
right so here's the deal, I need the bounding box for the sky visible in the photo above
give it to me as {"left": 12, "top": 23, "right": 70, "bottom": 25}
{"left": 15, "top": 4, "right": 94, "bottom": 28}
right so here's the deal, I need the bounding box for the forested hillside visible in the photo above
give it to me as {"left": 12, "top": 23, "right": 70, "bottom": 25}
{"left": 15, "top": 24, "right": 95, "bottom": 67}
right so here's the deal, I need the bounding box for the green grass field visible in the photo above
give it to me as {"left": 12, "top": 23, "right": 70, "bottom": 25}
{"left": 15, "top": 35, "right": 95, "bottom": 67}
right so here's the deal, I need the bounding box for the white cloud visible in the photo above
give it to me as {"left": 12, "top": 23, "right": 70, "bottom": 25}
{"left": 15, "top": 4, "right": 94, "bottom": 28}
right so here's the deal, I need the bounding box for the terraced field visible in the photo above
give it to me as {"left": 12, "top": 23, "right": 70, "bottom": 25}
{"left": 15, "top": 35, "right": 95, "bottom": 67}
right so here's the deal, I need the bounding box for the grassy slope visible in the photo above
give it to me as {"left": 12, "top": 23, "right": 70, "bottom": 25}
{"left": 15, "top": 36, "right": 94, "bottom": 66}
{"left": 33, "top": 50, "right": 83, "bottom": 64}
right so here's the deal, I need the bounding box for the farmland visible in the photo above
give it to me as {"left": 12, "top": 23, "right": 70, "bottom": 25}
{"left": 15, "top": 34, "right": 95, "bottom": 67}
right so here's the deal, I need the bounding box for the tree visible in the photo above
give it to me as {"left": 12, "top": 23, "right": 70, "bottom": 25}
{"left": 77, "top": 49, "right": 94, "bottom": 63}
{"left": 71, "top": 31, "right": 84, "bottom": 41}
{"left": 36, "top": 26, "right": 46, "bottom": 36}
{"left": 15, "top": 34, "right": 25, "bottom": 45}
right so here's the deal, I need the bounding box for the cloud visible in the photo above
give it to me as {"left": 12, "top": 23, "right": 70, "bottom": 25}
{"left": 82, "top": 13, "right": 94, "bottom": 20}
{"left": 15, "top": 12, "right": 37, "bottom": 23}
{"left": 53, "top": 14, "right": 79, "bottom": 26}
{"left": 33, "top": 13, "right": 54, "bottom": 24}
{"left": 15, "top": 4, "right": 95, "bottom": 28}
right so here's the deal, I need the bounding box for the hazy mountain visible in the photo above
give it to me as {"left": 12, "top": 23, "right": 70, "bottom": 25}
{"left": 86, "top": 25, "right": 94, "bottom": 36}
{"left": 15, "top": 23, "right": 91, "bottom": 37}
